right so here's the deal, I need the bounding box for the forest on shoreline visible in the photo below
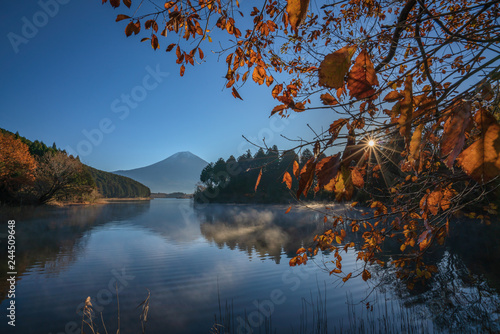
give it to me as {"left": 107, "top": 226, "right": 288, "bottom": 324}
{"left": 0, "top": 129, "right": 150, "bottom": 205}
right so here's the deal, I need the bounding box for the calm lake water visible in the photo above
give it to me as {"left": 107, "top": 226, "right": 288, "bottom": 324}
{"left": 1, "top": 199, "right": 499, "bottom": 333}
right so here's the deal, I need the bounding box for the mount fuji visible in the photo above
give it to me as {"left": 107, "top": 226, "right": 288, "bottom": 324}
{"left": 113, "top": 151, "right": 208, "bottom": 193}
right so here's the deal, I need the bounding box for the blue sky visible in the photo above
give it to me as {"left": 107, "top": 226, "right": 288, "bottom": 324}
{"left": 0, "top": 1, "right": 333, "bottom": 171}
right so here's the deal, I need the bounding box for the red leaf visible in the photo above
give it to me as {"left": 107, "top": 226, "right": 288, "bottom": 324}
{"left": 232, "top": 87, "right": 243, "bottom": 100}
{"left": 180, "top": 65, "right": 185, "bottom": 77}
{"left": 116, "top": 14, "right": 130, "bottom": 22}
{"left": 316, "top": 154, "right": 340, "bottom": 192}
{"left": 123, "top": 0, "right": 132, "bottom": 8}
{"left": 296, "top": 158, "right": 316, "bottom": 198}
{"left": 151, "top": 34, "right": 159, "bottom": 50}
{"left": 110, "top": 0, "right": 120, "bottom": 8}
{"left": 440, "top": 101, "right": 472, "bottom": 168}
{"left": 125, "top": 21, "right": 135, "bottom": 37}
{"left": 347, "top": 49, "right": 379, "bottom": 100}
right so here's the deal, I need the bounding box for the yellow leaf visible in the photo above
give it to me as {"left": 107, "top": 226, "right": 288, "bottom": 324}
{"left": 286, "top": 0, "right": 310, "bottom": 32}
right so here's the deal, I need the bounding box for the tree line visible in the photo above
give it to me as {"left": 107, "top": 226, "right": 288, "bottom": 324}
{"left": 0, "top": 129, "right": 150, "bottom": 205}
{"left": 194, "top": 146, "right": 354, "bottom": 204}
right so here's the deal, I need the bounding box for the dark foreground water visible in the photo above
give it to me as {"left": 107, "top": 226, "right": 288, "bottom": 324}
{"left": 0, "top": 199, "right": 499, "bottom": 333}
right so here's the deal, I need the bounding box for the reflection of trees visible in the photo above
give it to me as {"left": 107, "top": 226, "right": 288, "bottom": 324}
{"left": 0, "top": 201, "right": 150, "bottom": 302}
{"left": 372, "top": 218, "right": 500, "bottom": 332}
{"left": 197, "top": 204, "right": 328, "bottom": 264}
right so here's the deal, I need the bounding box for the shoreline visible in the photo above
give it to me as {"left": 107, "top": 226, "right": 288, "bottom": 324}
{"left": 46, "top": 197, "right": 151, "bottom": 207}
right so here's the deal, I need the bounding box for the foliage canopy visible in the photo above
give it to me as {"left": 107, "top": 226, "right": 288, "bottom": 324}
{"left": 103, "top": 0, "right": 500, "bottom": 285}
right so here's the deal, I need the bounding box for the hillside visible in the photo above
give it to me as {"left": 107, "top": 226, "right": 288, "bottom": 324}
{"left": 113, "top": 151, "right": 208, "bottom": 193}
{"left": 87, "top": 167, "right": 150, "bottom": 198}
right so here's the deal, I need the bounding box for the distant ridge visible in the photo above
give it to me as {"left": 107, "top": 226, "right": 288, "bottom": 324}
{"left": 113, "top": 151, "right": 208, "bottom": 193}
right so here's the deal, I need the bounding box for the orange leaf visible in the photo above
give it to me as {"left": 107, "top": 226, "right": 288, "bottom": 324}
{"left": 346, "top": 49, "right": 379, "bottom": 100}
{"left": 362, "top": 269, "right": 371, "bottom": 281}
{"left": 123, "top": 0, "right": 131, "bottom": 8}
{"left": 296, "top": 247, "right": 306, "bottom": 254}
{"left": 272, "top": 84, "right": 283, "bottom": 98}
{"left": 296, "top": 158, "right": 316, "bottom": 198}
{"left": 383, "top": 90, "right": 403, "bottom": 102}
{"left": 285, "top": 206, "right": 292, "bottom": 214}
{"left": 266, "top": 75, "right": 274, "bottom": 87}
{"left": 283, "top": 171, "right": 293, "bottom": 189}
{"left": 456, "top": 109, "right": 500, "bottom": 183}
{"left": 293, "top": 160, "right": 300, "bottom": 178}
{"left": 318, "top": 46, "right": 357, "bottom": 89}
{"left": 232, "top": 87, "right": 243, "bottom": 100}
{"left": 351, "top": 167, "right": 364, "bottom": 188}
{"left": 180, "top": 65, "right": 185, "bottom": 77}
{"left": 440, "top": 101, "right": 472, "bottom": 168}
{"left": 255, "top": 168, "right": 262, "bottom": 192}
{"left": 342, "top": 272, "right": 352, "bottom": 282}
{"left": 427, "top": 190, "right": 443, "bottom": 215}
{"left": 270, "top": 104, "right": 287, "bottom": 116}
{"left": 286, "top": 0, "right": 310, "bottom": 32}
{"left": 252, "top": 66, "right": 266, "bottom": 85}
{"left": 330, "top": 269, "right": 342, "bottom": 274}
{"left": 409, "top": 123, "right": 424, "bottom": 166}
{"left": 320, "top": 93, "right": 339, "bottom": 106}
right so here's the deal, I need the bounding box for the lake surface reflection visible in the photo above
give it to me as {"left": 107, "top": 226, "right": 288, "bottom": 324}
{"left": 0, "top": 199, "right": 498, "bottom": 333}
